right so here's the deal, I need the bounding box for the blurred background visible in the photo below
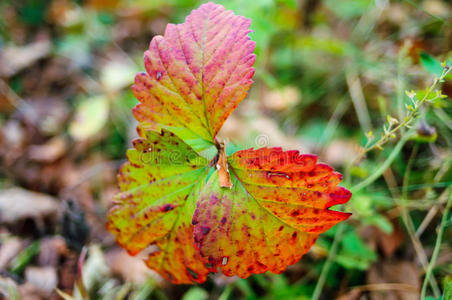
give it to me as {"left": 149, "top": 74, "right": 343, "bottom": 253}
{"left": 0, "top": 0, "right": 451, "bottom": 299}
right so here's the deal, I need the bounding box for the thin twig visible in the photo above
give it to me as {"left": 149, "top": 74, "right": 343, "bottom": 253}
{"left": 348, "top": 283, "right": 418, "bottom": 293}
{"left": 421, "top": 189, "right": 452, "bottom": 299}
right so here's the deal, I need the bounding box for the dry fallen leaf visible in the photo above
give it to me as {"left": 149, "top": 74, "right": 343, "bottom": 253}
{"left": 262, "top": 86, "right": 300, "bottom": 111}
{"left": 0, "top": 237, "right": 25, "bottom": 270}
{"left": 0, "top": 40, "right": 52, "bottom": 77}
{"left": 105, "top": 248, "right": 160, "bottom": 284}
{"left": 0, "top": 187, "right": 59, "bottom": 224}
{"left": 25, "top": 266, "right": 58, "bottom": 296}
{"left": 28, "top": 136, "right": 67, "bottom": 163}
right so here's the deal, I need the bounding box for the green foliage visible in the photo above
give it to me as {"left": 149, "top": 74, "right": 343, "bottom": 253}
{"left": 336, "top": 230, "right": 377, "bottom": 270}
{"left": 420, "top": 51, "right": 443, "bottom": 77}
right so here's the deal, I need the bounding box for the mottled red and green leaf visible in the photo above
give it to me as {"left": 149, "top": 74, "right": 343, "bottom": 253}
{"left": 107, "top": 1, "right": 352, "bottom": 285}
{"left": 106, "top": 130, "right": 210, "bottom": 283}
{"left": 132, "top": 2, "right": 256, "bottom": 150}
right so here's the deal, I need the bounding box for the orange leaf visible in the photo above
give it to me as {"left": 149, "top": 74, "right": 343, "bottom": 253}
{"left": 192, "top": 147, "right": 351, "bottom": 278}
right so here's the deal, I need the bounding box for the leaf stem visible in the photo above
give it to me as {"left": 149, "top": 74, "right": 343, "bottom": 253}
{"left": 350, "top": 128, "right": 413, "bottom": 193}
{"left": 420, "top": 189, "right": 452, "bottom": 299}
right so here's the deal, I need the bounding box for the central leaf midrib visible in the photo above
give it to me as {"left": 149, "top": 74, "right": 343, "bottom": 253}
{"left": 155, "top": 166, "right": 210, "bottom": 276}
{"left": 229, "top": 166, "right": 301, "bottom": 233}
{"left": 200, "top": 9, "right": 213, "bottom": 139}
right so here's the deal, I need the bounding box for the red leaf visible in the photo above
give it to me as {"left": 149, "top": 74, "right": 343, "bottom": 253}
{"left": 192, "top": 147, "right": 351, "bottom": 278}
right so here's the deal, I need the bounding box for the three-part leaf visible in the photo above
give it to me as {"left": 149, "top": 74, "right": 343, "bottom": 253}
{"left": 132, "top": 2, "right": 256, "bottom": 151}
{"left": 107, "top": 2, "right": 352, "bottom": 284}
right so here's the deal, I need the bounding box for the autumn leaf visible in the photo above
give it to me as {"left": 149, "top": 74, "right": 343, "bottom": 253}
{"left": 107, "top": 2, "right": 352, "bottom": 284}
{"left": 106, "top": 129, "right": 211, "bottom": 283}
{"left": 192, "top": 147, "right": 351, "bottom": 278}
{"left": 132, "top": 2, "right": 256, "bottom": 151}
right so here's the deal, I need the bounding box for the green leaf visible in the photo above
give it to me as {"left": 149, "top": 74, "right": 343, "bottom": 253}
{"left": 420, "top": 51, "right": 443, "bottom": 77}
{"left": 106, "top": 129, "right": 211, "bottom": 284}
{"left": 337, "top": 231, "right": 377, "bottom": 270}
{"left": 444, "top": 275, "right": 452, "bottom": 300}
{"left": 182, "top": 287, "right": 208, "bottom": 300}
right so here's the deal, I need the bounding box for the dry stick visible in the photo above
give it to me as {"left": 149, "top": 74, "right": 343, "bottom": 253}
{"left": 349, "top": 283, "right": 418, "bottom": 293}
{"left": 416, "top": 189, "right": 450, "bottom": 238}
{"left": 397, "top": 143, "right": 441, "bottom": 297}
{"left": 421, "top": 190, "right": 452, "bottom": 299}
{"left": 416, "top": 162, "right": 452, "bottom": 238}
{"left": 346, "top": 68, "right": 372, "bottom": 134}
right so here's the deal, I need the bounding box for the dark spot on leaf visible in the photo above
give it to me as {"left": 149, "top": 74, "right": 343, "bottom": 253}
{"left": 221, "top": 217, "right": 227, "bottom": 224}
{"left": 165, "top": 272, "right": 173, "bottom": 281}
{"left": 237, "top": 250, "right": 244, "bottom": 256}
{"left": 292, "top": 232, "right": 297, "bottom": 239}
{"left": 156, "top": 71, "right": 162, "bottom": 80}
{"left": 187, "top": 268, "right": 198, "bottom": 279}
{"left": 161, "top": 204, "right": 174, "bottom": 212}
{"left": 208, "top": 256, "right": 216, "bottom": 264}
{"left": 278, "top": 226, "right": 284, "bottom": 231}
{"left": 200, "top": 226, "right": 210, "bottom": 235}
